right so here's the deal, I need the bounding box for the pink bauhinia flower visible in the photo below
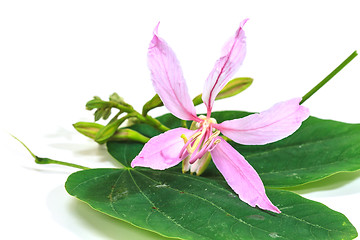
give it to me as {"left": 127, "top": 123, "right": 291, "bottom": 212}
{"left": 131, "top": 20, "right": 309, "bottom": 213}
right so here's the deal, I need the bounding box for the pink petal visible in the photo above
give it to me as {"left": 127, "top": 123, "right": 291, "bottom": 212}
{"left": 202, "top": 19, "right": 248, "bottom": 115}
{"left": 215, "top": 98, "right": 309, "bottom": 145}
{"left": 211, "top": 137, "right": 280, "bottom": 213}
{"left": 131, "top": 128, "right": 195, "bottom": 170}
{"left": 148, "top": 23, "right": 198, "bottom": 121}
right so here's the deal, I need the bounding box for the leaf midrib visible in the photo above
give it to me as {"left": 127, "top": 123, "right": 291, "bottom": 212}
{"left": 156, "top": 171, "right": 354, "bottom": 235}
{"left": 138, "top": 169, "right": 349, "bottom": 238}
{"left": 67, "top": 169, "right": 354, "bottom": 239}
{"left": 134, "top": 170, "right": 278, "bottom": 240}
{"left": 128, "top": 170, "right": 208, "bottom": 240}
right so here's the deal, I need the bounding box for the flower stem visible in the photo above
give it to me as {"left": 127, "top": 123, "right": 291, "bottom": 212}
{"left": 12, "top": 135, "right": 90, "bottom": 170}
{"left": 109, "top": 101, "right": 170, "bottom": 132}
{"left": 300, "top": 50, "right": 358, "bottom": 105}
{"left": 134, "top": 112, "right": 170, "bottom": 132}
{"left": 35, "top": 157, "right": 90, "bottom": 170}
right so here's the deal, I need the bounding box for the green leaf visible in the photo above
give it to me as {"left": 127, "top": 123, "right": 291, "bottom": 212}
{"left": 112, "top": 111, "right": 360, "bottom": 188}
{"left": 107, "top": 141, "right": 144, "bottom": 167}
{"left": 86, "top": 97, "right": 110, "bottom": 110}
{"left": 102, "top": 107, "right": 112, "bottom": 120}
{"left": 109, "top": 92, "right": 125, "bottom": 104}
{"left": 66, "top": 168, "right": 357, "bottom": 240}
{"left": 229, "top": 116, "right": 360, "bottom": 188}
{"left": 94, "top": 108, "right": 105, "bottom": 121}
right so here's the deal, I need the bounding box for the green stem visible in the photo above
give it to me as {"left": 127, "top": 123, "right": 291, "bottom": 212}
{"left": 109, "top": 101, "right": 170, "bottom": 132}
{"left": 300, "top": 50, "right": 358, "bottom": 105}
{"left": 108, "top": 110, "right": 123, "bottom": 124}
{"left": 12, "top": 135, "right": 90, "bottom": 170}
{"left": 145, "top": 115, "right": 170, "bottom": 132}
{"left": 36, "top": 157, "right": 90, "bottom": 170}
{"left": 135, "top": 112, "right": 170, "bottom": 132}
{"left": 91, "top": 96, "right": 170, "bottom": 133}
{"left": 111, "top": 102, "right": 134, "bottom": 113}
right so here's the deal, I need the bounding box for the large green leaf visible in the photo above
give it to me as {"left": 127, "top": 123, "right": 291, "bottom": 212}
{"left": 229, "top": 116, "right": 360, "bottom": 188}
{"left": 122, "top": 111, "right": 360, "bottom": 188}
{"left": 65, "top": 168, "right": 358, "bottom": 240}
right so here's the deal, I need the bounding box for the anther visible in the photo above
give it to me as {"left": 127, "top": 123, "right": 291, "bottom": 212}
{"left": 204, "top": 130, "right": 220, "bottom": 145}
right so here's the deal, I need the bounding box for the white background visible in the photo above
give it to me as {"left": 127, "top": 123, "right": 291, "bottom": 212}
{"left": 1, "top": 0, "right": 359, "bottom": 239}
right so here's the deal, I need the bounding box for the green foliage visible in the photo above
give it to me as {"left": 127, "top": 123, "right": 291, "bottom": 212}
{"left": 66, "top": 110, "right": 360, "bottom": 239}
{"left": 66, "top": 167, "right": 357, "bottom": 240}
{"left": 148, "top": 111, "right": 360, "bottom": 188}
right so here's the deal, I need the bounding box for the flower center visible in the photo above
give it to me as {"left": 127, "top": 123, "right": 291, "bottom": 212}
{"left": 179, "top": 115, "right": 221, "bottom": 164}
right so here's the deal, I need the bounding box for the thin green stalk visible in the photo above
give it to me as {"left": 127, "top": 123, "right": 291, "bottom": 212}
{"left": 145, "top": 115, "right": 170, "bottom": 132}
{"left": 300, "top": 50, "right": 358, "bottom": 105}
{"left": 110, "top": 102, "right": 134, "bottom": 113}
{"left": 135, "top": 112, "right": 170, "bottom": 132}
{"left": 12, "top": 135, "right": 90, "bottom": 170}
{"left": 89, "top": 95, "right": 171, "bottom": 133}
{"left": 35, "top": 157, "right": 90, "bottom": 170}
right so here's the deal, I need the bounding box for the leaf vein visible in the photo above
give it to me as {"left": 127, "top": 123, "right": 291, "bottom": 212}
{"left": 136, "top": 170, "right": 285, "bottom": 238}
{"left": 128, "top": 170, "right": 207, "bottom": 239}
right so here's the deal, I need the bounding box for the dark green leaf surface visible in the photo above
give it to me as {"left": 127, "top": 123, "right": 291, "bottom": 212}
{"left": 66, "top": 168, "right": 357, "bottom": 240}
{"left": 230, "top": 116, "right": 360, "bottom": 188}
{"left": 122, "top": 111, "right": 360, "bottom": 188}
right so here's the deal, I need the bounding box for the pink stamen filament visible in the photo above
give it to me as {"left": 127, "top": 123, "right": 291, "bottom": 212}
{"left": 185, "top": 130, "right": 221, "bottom": 165}
{"left": 188, "top": 131, "right": 208, "bottom": 164}
{"left": 178, "top": 128, "right": 204, "bottom": 159}
{"left": 189, "top": 132, "right": 221, "bottom": 164}
{"left": 180, "top": 117, "right": 221, "bottom": 167}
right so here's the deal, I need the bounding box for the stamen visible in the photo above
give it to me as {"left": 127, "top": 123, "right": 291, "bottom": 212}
{"left": 204, "top": 130, "right": 220, "bottom": 145}
{"left": 179, "top": 142, "right": 190, "bottom": 159}
{"left": 188, "top": 132, "right": 207, "bottom": 164}
{"left": 208, "top": 139, "right": 221, "bottom": 151}
{"left": 179, "top": 134, "right": 192, "bottom": 158}
{"left": 179, "top": 129, "right": 205, "bottom": 159}
{"left": 180, "top": 116, "right": 220, "bottom": 167}
{"left": 189, "top": 131, "right": 202, "bottom": 141}
{"left": 189, "top": 145, "right": 208, "bottom": 164}
{"left": 188, "top": 127, "right": 206, "bottom": 154}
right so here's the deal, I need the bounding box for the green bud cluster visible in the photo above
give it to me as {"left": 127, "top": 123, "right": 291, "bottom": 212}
{"left": 75, "top": 77, "right": 254, "bottom": 144}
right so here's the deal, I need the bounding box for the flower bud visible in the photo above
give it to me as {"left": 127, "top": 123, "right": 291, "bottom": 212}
{"left": 73, "top": 121, "right": 149, "bottom": 144}
{"left": 192, "top": 77, "right": 253, "bottom": 105}
{"left": 73, "top": 122, "right": 103, "bottom": 139}
{"left": 94, "top": 118, "right": 125, "bottom": 143}
{"left": 193, "top": 152, "right": 212, "bottom": 176}
{"left": 112, "top": 128, "right": 149, "bottom": 143}
{"left": 142, "top": 94, "right": 163, "bottom": 116}
{"left": 215, "top": 77, "right": 253, "bottom": 100}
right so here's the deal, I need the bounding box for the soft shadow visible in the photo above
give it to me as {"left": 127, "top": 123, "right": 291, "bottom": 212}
{"left": 22, "top": 165, "right": 72, "bottom": 175}
{"left": 47, "top": 186, "right": 170, "bottom": 240}
{"left": 47, "top": 131, "right": 123, "bottom": 168}
{"left": 284, "top": 170, "right": 360, "bottom": 195}
{"left": 44, "top": 126, "right": 78, "bottom": 141}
